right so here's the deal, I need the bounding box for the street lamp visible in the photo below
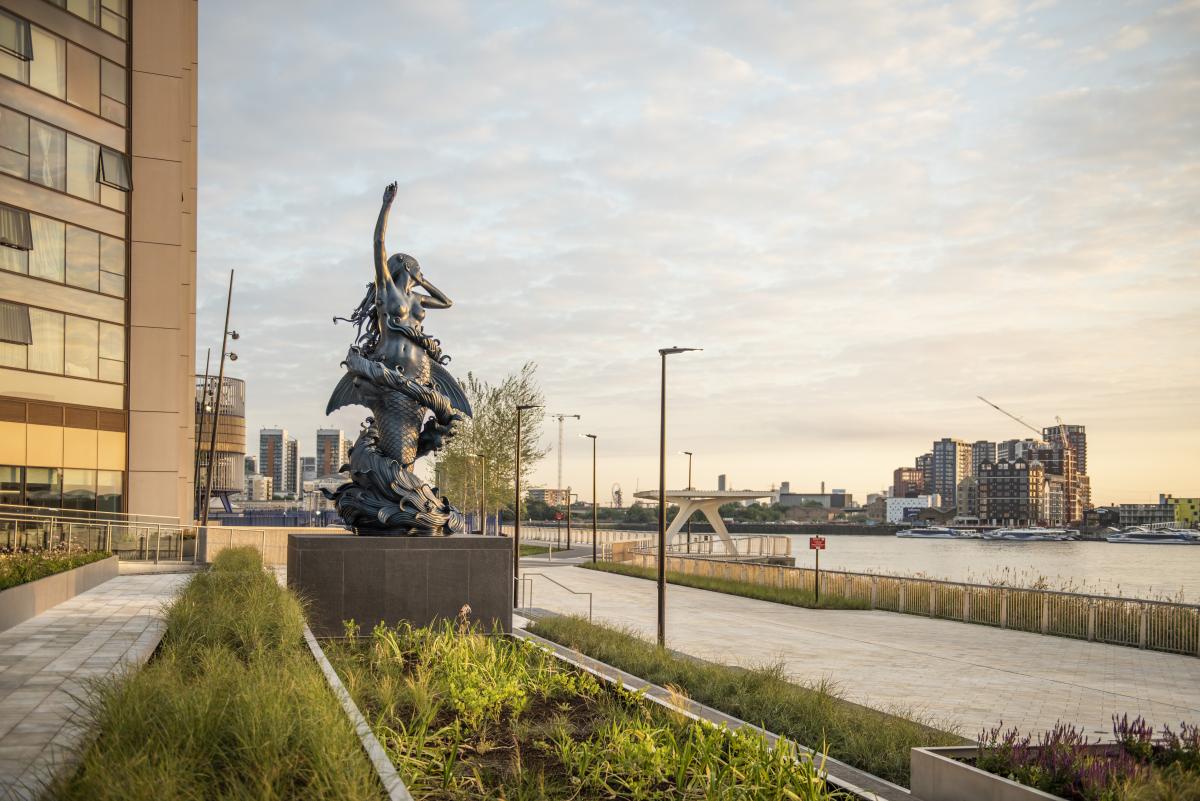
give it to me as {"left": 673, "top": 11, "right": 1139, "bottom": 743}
{"left": 514, "top": 403, "right": 542, "bottom": 605}
{"left": 657, "top": 346, "right": 701, "bottom": 647}
{"left": 680, "top": 450, "right": 694, "bottom": 552}
{"left": 472, "top": 453, "right": 487, "bottom": 535}
{"left": 200, "top": 269, "right": 238, "bottom": 528}
{"left": 582, "top": 434, "right": 598, "bottom": 562}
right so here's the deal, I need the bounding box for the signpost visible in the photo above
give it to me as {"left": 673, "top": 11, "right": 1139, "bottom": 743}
{"left": 809, "top": 536, "right": 826, "bottom": 604}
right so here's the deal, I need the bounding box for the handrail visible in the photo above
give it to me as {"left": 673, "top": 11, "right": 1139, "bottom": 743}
{"left": 639, "top": 546, "right": 1200, "bottom": 610}
{"left": 518, "top": 572, "right": 593, "bottom": 621}
{"left": 0, "top": 502, "right": 180, "bottom": 524}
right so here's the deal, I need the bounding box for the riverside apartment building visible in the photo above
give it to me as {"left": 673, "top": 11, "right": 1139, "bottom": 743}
{"left": 0, "top": 0, "right": 197, "bottom": 519}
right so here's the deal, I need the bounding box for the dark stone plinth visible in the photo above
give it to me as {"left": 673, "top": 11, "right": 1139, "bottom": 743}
{"left": 287, "top": 534, "right": 513, "bottom": 637}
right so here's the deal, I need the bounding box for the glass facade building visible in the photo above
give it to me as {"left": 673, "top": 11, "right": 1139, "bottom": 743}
{"left": 0, "top": 0, "right": 197, "bottom": 518}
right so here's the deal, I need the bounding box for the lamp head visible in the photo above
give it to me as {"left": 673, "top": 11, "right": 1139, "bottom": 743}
{"left": 516, "top": 404, "right": 542, "bottom": 411}
{"left": 659, "top": 346, "right": 702, "bottom": 356}
{"left": 581, "top": 433, "right": 597, "bottom": 440}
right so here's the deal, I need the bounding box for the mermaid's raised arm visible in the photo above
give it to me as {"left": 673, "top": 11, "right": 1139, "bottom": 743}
{"left": 374, "top": 182, "right": 398, "bottom": 290}
{"left": 413, "top": 272, "right": 452, "bottom": 310}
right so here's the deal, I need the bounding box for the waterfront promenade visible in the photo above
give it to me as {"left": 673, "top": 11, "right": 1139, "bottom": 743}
{"left": 518, "top": 560, "right": 1200, "bottom": 739}
{"left": 0, "top": 567, "right": 190, "bottom": 801}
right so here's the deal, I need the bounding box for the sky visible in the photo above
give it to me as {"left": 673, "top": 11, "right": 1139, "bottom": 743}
{"left": 196, "top": 0, "right": 1198, "bottom": 506}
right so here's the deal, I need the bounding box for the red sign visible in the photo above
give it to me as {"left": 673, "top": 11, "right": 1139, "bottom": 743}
{"left": 809, "top": 536, "right": 826, "bottom": 550}
{"left": 553, "top": 512, "right": 564, "bottom": 521}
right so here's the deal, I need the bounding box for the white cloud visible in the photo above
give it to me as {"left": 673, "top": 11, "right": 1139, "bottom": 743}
{"left": 197, "top": 0, "right": 1199, "bottom": 503}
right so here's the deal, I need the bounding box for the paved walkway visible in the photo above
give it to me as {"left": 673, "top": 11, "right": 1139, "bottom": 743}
{"left": 0, "top": 570, "right": 188, "bottom": 801}
{"left": 520, "top": 562, "right": 1200, "bottom": 739}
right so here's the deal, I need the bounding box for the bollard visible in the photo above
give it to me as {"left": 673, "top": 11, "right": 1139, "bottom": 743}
{"left": 1000, "top": 589, "right": 1008, "bottom": 629}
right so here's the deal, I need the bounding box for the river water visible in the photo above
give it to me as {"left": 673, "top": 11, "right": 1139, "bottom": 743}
{"left": 785, "top": 535, "right": 1200, "bottom": 602}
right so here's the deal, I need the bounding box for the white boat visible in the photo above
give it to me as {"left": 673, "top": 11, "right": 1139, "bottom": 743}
{"left": 1106, "top": 527, "right": 1200, "bottom": 545}
{"left": 982, "top": 527, "right": 1078, "bottom": 542}
{"left": 897, "top": 526, "right": 974, "bottom": 539}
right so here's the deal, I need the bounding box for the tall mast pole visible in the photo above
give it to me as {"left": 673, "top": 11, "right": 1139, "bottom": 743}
{"left": 200, "top": 270, "right": 234, "bottom": 527}
{"left": 193, "top": 347, "right": 210, "bottom": 519}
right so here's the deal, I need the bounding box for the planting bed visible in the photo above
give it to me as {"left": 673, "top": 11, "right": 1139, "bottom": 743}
{"left": 47, "top": 547, "right": 384, "bottom": 801}
{"left": 327, "top": 619, "right": 850, "bottom": 799}
{"left": 529, "top": 615, "right": 963, "bottom": 787}
{"left": 0, "top": 548, "right": 112, "bottom": 591}
{"left": 972, "top": 716, "right": 1200, "bottom": 801}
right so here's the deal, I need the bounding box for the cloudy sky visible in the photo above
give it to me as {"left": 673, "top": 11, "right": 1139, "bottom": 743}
{"left": 196, "top": 0, "right": 1198, "bottom": 505}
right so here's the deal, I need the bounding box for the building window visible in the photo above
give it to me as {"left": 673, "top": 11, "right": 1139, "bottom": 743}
{"left": 0, "top": 465, "right": 22, "bottom": 505}
{"left": 0, "top": 205, "right": 124, "bottom": 298}
{"left": 29, "top": 119, "right": 65, "bottom": 190}
{"left": 0, "top": 203, "right": 32, "bottom": 251}
{"left": 98, "top": 146, "right": 130, "bottom": 190}
{"left": 25, "top": 467, "right": 61, "bottom": 508}
{"left": 62, "top": 468, "right": 97, "bottom": 510}
{"left": 1, "top": 301, "right": 123, "bottom": 384}
{"left": 97, "top": 469, "right": 121, "bottom": 512}
{"left": 99, "top": 59, "right": 125, "bottom": 124}
{"left": 46, "top": 0, "right": 128, "bottom": 41}
{"left": 0, "top": 106, "right": 28, "bottom": 179}
{"left": 28, "top": 26, "right": 65, "bottom": 99}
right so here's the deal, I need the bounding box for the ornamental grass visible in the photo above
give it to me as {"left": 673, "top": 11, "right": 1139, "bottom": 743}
{"left": 327, "top": 619, "right": 849, "bottom": 800}
{"left": 529, "top": 614, "right": 963, "bottom": 786}
{"left": 46, "top": 547, "right": 382, "bottom": 801}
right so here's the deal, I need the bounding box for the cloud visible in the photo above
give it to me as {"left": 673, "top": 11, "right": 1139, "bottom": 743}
{"left": 196, "top": 0, "right": 1199, "bottom": 503}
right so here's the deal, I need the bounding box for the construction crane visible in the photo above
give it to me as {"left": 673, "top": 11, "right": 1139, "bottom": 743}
{"left": 976, "top": 396, "right": 1043, "bottom": 439}
{"left": 551, "top": 413, "right": 581, "bottom": 494}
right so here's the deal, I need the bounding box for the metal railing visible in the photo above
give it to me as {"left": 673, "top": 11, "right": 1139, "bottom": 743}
{"left": 635, "top": 534, "right": 792, "bottom": 560}
{"left": 0, "top": 503, "right": 180, "bottom": 526}
{"left": 516, "top": 572, "right": 593, "bottom": 621}
{"left": 0, "top": 512, "right": 198, "bottom": 563}
{"left": 615, "top": 550, "right": 1200, "bottom": 657}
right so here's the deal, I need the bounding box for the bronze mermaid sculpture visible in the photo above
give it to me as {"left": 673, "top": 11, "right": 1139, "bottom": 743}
{"left": 323, "top": 182, "right": 471, "bottom": 535}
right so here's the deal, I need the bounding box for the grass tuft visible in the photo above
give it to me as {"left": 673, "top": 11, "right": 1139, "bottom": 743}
{"left": 581, "top": 558, "right": 870, "bottom": 610}
{"left": 46, "top": 546, "right": 382, "bottom": 801}
{"left": 0, "top": 549, "right": 110, "bottom": 591}
{"left": 529, "top": 614, "right": 964, "bottom": 787}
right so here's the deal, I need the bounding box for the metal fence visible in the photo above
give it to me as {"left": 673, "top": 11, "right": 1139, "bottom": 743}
{"left": 0, "top": 513, "right": 197, "bottom": 563}
{"left": 617, "top": 550, "right": 1200, "bottom": 657}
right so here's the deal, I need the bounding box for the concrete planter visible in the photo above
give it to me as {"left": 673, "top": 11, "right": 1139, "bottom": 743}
{"left": 0, "top": 554, "right": 119, "bottom": 632}
{"left": 288, "top": 534, "right": 512, "bottom": 637}
{"left": 911, "top": 744, "right": 1119, "bottom": 801}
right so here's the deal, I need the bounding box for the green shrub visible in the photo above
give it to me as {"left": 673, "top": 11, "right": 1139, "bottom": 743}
{"left": 581, "top": 559, "right": 869, "bottom": 610}
{"left": 210, "top": 545, "right": 265, "bottom": 573}
{"left": 328, "top": 620, "right": 848, "bottom": 799}
{"left": 48, "top": 546, "right": 381, "bottom": 801}
{"left": 0, "top": 549, "right": 110, "bottom": 591}
{"left": 529, "top": 614, "right": 964, "bottom": 787}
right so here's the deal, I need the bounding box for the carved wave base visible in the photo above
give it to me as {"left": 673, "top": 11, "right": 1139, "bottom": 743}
{"left": 323, "top": 423, "right": 466, "bottom": 536}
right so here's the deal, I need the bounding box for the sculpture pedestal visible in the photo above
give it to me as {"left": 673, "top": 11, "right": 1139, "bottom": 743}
{"left": 287, "top": 534, "right": 512, "bottom": 637}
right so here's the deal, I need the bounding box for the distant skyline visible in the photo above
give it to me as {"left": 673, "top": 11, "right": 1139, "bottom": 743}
{"left": 198, "top": 0, "right": 1197, "bottom": 505}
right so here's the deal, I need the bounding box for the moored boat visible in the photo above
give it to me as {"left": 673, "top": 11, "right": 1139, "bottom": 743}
{"left": 1106, "top": 527, "right": 1200, "bottom": 545}
{"left": 897, "top": 526, "right": 975, "bottom": 539}
{"left": 982, "top": 527, "right": 1078, "bottom": 542}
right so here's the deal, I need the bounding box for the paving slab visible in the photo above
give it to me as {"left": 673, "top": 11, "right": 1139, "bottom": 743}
{"left": 0, "top": 572, "right": 188, "bottom": 801}
{"left": 519, "top": 564, "right": 1200, "bottom": 740}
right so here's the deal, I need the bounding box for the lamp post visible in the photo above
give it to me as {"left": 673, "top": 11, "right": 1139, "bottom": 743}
{"left": 583, "top": 434, "right": 597, "bottom": 562}
{"left": 200, "top": 270, "right": 239, "bottom": 527}
{"left": 680, "top": 450, "right": 693, "bottom": 553}
{"left": 657, "top": 346, "right": 701, "bottom": 647}
{"left": 193, "top": 347, "right": 210, "bottom": 519}
{"left": 514, "top": 403, "right": 541, "bottom": 605}
{"left": 472, "top": 453, "right": 487, "bottom": 535}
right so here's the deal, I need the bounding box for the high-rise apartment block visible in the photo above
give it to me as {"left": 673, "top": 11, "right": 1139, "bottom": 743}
{"left": 0, "top": 0, "right": 197, "bottom": 517}
{"left": 978, "top": 459, "right": 1046, "bottom": 525}
{"left": 315, "top": 428, "right": 346, "bottom": 477}
{"left": 1043, "top": 424, "right": 1086, "bottom": 475}
{"left": 259, "top": 428, "right": 297, "bottom": 499}
{"left": 971, "top": 440, "right": 996, "bottom": 476}
{"left": 300, "top": 455, "right": 315, "bottom": 483}
{"left": 914, "top": 452, "right": 933, "bottom": 492}
{"left": 892, "top": 466, "right": 925, "bottom": 498}
{"left": 931, "top": 438, "right": 971, "bottom": 509}
{"left": 998, "top": 438, "right": 1042, "bottom": 463}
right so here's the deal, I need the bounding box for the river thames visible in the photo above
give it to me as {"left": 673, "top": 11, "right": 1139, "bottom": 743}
{"left": 784, "top": 534, "right": 1200, "bottom": 601}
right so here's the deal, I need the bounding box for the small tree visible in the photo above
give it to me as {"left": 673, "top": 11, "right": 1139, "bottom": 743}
{"left": 428, "top": 362, "right": 550, "bottom": 519}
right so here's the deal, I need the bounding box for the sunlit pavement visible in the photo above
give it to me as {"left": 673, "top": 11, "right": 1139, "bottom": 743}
{"left": 0, "top": 572, "right": 188, "bottom": 801}
{"left": 518, "top": 563, "right": 1200, "bottom": 740}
